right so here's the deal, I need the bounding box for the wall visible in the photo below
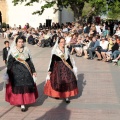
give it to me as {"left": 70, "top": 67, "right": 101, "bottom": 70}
{"left": 6, "top": 0, "right": 59, "bottom": 28}
{"left": 1, "top": 0, "right": 74, "bottom": 28}
{"left": 61, "top": 7, "right": 74, "bottom": 24}
{"left": 0, "top": 0, "right": 7, "bottom": 23}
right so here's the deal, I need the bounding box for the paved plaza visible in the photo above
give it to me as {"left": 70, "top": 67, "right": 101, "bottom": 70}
{"left": 0, "top": 36, "right": 120, "bottom": 120}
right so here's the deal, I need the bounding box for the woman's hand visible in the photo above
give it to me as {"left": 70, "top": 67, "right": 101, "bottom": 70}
{"left": 33, "top": 72, "right": 37, "bottom": 77}
{"left": 48, "top": 72, "right": 51, "bottom": 75}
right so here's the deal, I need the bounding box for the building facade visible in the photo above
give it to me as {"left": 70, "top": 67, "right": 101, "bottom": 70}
{"left": 0, "top": 0, "right": 74, "bottom": 28}
{"left": 0, "top": 0, "right": 8, "bottom": 23}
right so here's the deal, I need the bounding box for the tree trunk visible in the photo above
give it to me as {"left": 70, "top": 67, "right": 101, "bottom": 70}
{"left": 72, "top": 2, "right": 85, "bottom": 23}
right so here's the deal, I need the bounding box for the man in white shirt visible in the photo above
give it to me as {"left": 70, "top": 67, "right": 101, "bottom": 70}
{"left": 64, "top": 32, "right": 71, "bottom": 45}
{"left": 63, "top": 26, "right": 68, "bottom": 33}
{"left": 113, "top": 23, "right": 118, "bottom": 34}
{"left": 96, "top": 24, "right": 102, "bottom": 35}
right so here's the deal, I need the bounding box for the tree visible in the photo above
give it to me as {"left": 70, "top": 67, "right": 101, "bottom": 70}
{"left": 12, "top": 0, "right": 120, "bottom": 22}
{"left": 107, "top": 0, "right": 120, "bottom": 19}
{"left": 12, "top": 0, "right": 89, "bottom": 21}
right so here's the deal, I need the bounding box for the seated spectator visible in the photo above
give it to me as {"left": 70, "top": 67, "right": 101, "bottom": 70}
{"left": 111, "top": 38, "right": 120, "bottom": 59}
{"left": 9, "top": 28, "right": 18, "bottom": 39}
{"left": 78, "top": 25, "right": 83, "bottom": 34}
{"left": 50, "top": 30, "right": 57, "bottom": 47}
{"left": 64, "top": 32, "right": 71, "bottom": 46}
{"left": 3, "top": 28, "right": 10, "bottom": 39}
{"left": 95, "top": 37, "right": 109, "bottom": 61}
{"left": 114, "top": 27, "right": 120, "bottom": 36}
{"left": 40, "top": 31, "right": 51, "bottom": 47}
{"left": 69, "top": 33, "right": 78, "bottom": 54}
{"left": 87, "top": 36, "right": 99, "bottom": 60}
{"left": 103, "top": 36, "right": 113, "bottom": 61}
{"left": 63, "top": 25, "right": 68, "bottom": 33}
{"left": 84, "top": 23, "right": 91, "bottom": 34}
{"left": 37, "top": 31, "right": 45, "bottom": 46}
{"left": 112, "top": 54, "right": 120, "bottom": 62}
{"left": 73, "top": 35, "right": 83, "bottom": 57}
{"left": 7, "top": 28, "right": 13, "bottom": 39}
{"left": 89, "top": 24, "right": 97, "bottom": 37}
{"left": 28, "top": 33, "right": 36, "bottom": 45}
{"left": 83, "top": 36, "right": 92, "bottom": 58}
{"left": 106, "top": 38, "right": 119, "bottom": 62}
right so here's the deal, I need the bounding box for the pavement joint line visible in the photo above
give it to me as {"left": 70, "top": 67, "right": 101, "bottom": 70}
{"left": 0, "top": 106, "right": 15, "bottom": 118}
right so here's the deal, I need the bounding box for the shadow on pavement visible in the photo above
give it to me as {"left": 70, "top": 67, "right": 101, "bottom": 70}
{"left": 71, "top": 73, "right": 86, "bottom": 99}
{"left": 36, "top": 101, "right": 70, "bottom": 120}
{"left": 29, "top": 73, "right": 86, "bottom": 108}
{"left": 28, "top": 81, "right": 48, "bottom": 108}
{"left": 0, "top": 66, "right": 6, "bottom": 71}
{"left": 0, "top": 82, "right": 4, "bottom": 91}
{"left": 0, "top": 51, "right": 2, "bottom": 56}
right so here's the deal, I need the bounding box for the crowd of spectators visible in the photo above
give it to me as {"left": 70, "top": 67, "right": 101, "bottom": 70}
{"left": 1, "top": 21, "right": 120, "bottom": 65}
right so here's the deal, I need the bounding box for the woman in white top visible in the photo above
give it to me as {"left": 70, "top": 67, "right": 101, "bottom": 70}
{"left": 95, "top": 37, "right": 108, "bottom": 61}
{"left": 100, "top": 37, "right": 109, "bottom": 61}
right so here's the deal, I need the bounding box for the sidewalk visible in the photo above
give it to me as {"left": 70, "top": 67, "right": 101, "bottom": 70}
{"left": 0, "top": 36, "right": 120, "bottom": 120}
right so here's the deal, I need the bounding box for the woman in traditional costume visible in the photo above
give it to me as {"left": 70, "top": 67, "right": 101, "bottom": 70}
{"left": 5, "top": 36, "right": 38, "bottom": 112}
{"left": 44, "top": 37, "right": 78, "bottom": 103}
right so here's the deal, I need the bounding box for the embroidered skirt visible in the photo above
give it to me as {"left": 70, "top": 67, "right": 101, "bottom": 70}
{"left": 44, "top": 61, "right": 78, "bottom": 98}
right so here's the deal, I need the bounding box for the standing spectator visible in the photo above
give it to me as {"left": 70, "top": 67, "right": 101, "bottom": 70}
{"left": 39, "top": 23, "right": 43, "bottom": 30}
{"left": 113, "top": 22, "right": 118, "bottom": 34}
{"left": 3, "top": 41, "right": 10, "bottom": 65}
{"left": 19, "top": 25, "right": 21, "bottom": 29}
{"left": 26, "top": 23, "right": 29, "bottom": 29}
{"left": 96, "top": 23, "right": 102, "bottom": 35}
{"left": 43, "top": 23, "right": 46, "bottom": 29}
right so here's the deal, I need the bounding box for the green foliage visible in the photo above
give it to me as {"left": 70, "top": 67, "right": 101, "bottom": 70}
{"left": 88, "top": 0, "right": 107, "bottom": 15}
{"left": 33, "top": 1, "right": 56, "bottom": 15}
{"left": 108, "top": 0, "right": 120, "bottom": 19}
{"left": 82, "top": 2, "right": 92, "bottom": 17}
{"left": 12, "top": 0, "right": 120, "bottom": 20}
{"left": 2, "top": 22, "right": 7, "bottom": 28}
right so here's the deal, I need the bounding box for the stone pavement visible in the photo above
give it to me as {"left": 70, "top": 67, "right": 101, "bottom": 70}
{"left": 0, "top": 36, "right": 120, "bottom": 120}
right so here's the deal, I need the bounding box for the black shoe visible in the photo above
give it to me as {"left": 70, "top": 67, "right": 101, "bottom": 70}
{"left": 55, "top": 97, "right": 59, "bottom": 99}
{"left": 87, "top": 57, "right": 90, "bottom": 59}
{"left": 106, "top": 59, "right": 112, "bottom": 63}
{"left": 87, "top": 57, "right": 93, "bottom": 60}
{"left": 21, "top": 108, "right": 26, "bottom": 112}
{"left": 65, "top": 99, "right": 70, "bottom": 103}
{"left": 109, "top": 60, "right": 112, "bottom": 63}
{"left": 97, "top": 59, "right": 102, "bottom": 61}
{"left": 76, "top": 55, "right": 82, "bottom": 57}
